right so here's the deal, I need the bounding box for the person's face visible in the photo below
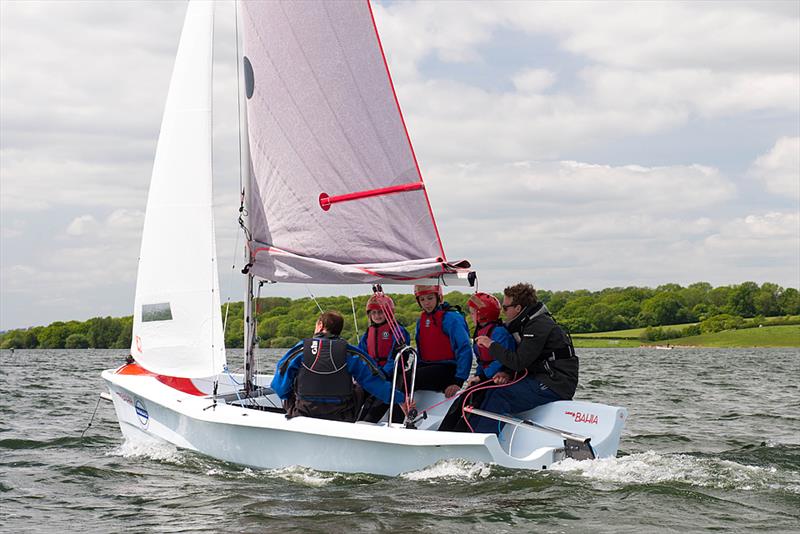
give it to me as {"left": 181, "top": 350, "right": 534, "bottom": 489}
{"left": 418, "top": 293, "right": 438, "bottom": 313}
{"left": 368, "top": 309, "right": 386, "bottom": 324}
{"left": 314, "top": 319, "right": 324, "bottom": 334}
{"left": 501, "top": 296, "right": 522, "bottom": 322}
{"left": 469, "top": 308, "right": 479, "bottom": 325}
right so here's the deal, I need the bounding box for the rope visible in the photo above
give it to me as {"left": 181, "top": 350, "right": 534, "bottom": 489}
{"left": 461, "top": 369, "right": 529, "bottom": 433}
{"left": 80, "top": 395, "right": 104, "bottom": 438}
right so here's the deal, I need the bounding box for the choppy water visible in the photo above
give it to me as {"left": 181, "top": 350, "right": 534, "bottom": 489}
{"left": 1, "top": 348, "right": 798, "bottom": 533}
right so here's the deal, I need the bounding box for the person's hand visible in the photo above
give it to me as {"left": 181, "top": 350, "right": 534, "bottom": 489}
{"left": 493, "top": 371, "right": 511, "bottom": 385}
{"left": 475, "top": 335, "right": 492, "bottom": 348}
{"left": 466, "top": 375, "right": 481, "bottom": 387}
{"left": 444, "top": 384, "right": 461, "bottom": 398}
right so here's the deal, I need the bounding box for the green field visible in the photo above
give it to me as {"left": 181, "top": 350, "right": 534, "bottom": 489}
{"left": 572, "top": 323, "right": 697, "bottom": 340}
{"left": 665, "top": 324, "right": 800, "bottom": 348}
{"left": 572, "top": 324, "right": 800, "bottom": 348}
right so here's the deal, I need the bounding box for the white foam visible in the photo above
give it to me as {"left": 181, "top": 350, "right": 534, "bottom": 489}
{"left": 401, "top": 459, "right": 492, "bottom": 481}
{"left": 267, "top": 465, "right": 337, "bottom": 487}
{"left": 108, "top": 437, "right": 183, "bottom": 463}
{"left": 551, "top": 450, "right": 789, "bottom": 491}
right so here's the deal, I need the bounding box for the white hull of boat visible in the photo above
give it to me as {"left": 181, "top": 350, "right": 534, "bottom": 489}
{"left": 102, "top": 367, "right": 627, "bottom": 476}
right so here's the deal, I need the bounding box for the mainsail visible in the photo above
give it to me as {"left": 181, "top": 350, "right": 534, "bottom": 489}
{"left": 130, "top": 2, "right": 226, "bottom": 378}
{"left": 239, "top": 1, "right": 471, "bottom": 284}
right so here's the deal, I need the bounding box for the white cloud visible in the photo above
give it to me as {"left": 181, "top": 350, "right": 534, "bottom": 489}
{"left": 426, "top": 160, "right": 735, "bottom": 224}
{"left": 750, "top": 137, "right": 800, "bottom": 198}
{"left": 512, "top": 69, "right": 556, "bottom": 93}
{"left": 66, "top": 215, "right": 98, "bottom": 236}
{"left": 705, "top": 212, "right": 800, "bottom": 265}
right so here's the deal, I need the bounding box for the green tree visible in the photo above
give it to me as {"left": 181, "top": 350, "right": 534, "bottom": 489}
{"left": 86, "top": 316, "right": 122, "bottom": 349}
{"left": 778, "top": 288, "right": 800, "bottom": 315}
{"left": 37, "top": 322, "right": 71, "bottom": 348}
{"left": 639, "top": 293, "right": 685, "bottom": 326}
{"left": 754, "top": 282, "right": 782, "bottom": 317}
{"left": 728, "top": 281, "right": 759, "bottom": 317}
{"left": 65, "top": 333, "right": 90, "bottom": 349}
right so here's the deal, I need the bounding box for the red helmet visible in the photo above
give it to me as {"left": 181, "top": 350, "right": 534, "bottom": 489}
{"left": 366, "top": 294, "right": 394, "bottom": 313}
{"left": 413, "top": 284, "right": 442, "bottom": 300}
{"left": 467, "top": 292, "right": 501, "bottom": 324}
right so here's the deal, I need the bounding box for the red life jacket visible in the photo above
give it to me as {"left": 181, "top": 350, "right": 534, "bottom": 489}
{"left": 417, "top": 309, "right": 455, "bottom": 363}
{"left": 474, "top": 322, "right": 498, "bottom": 369}
{"left": 366, "top": 322, "right": 394, "bottom": 366}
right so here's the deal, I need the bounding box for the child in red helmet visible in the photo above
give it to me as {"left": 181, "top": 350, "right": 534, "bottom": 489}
{"left": 438, "top": 292, "right": 516, "bottom": 432}
{"left": 356, "top": 293, "right": 411, "bottom": 423}
{"left": 465, "top": 292, "right": 516, "bottom": 386}
{"left": 411, "top": 283, "right": 472, "bottom": 398}
{"left": 358, "top": 294, "right": 411, "bottom": 371}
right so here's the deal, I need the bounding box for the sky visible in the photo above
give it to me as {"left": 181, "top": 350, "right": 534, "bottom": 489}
{"left": 1, "top": 0, "right": 798, "bottom": 331}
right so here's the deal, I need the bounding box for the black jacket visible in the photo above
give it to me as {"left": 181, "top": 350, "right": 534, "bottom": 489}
{"left": 488, "top": 302, "right": 578, "bottom": 399}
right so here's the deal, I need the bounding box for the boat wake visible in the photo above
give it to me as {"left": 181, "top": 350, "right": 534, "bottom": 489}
{"left": 401, "top": 459, "right": 493, "bottom": 481}
{"left": 550, "top": 450, "right": 800, "bottom": 493}
{"left": 108, "top": 437, "right": 184, "bottom": 464}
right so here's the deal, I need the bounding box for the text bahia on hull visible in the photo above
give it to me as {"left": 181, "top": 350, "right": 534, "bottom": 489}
{"left": 101, "top": 0, "right": 627, "bottom": 477}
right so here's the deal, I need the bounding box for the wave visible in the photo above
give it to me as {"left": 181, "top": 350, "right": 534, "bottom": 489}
{"left": 550, "top": 450, "right": 800, "bottom": 493}
{"left": 401, "top": 459, "right": 493, "bottom": 481}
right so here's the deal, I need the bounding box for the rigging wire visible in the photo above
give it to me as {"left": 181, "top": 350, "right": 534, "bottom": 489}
{"left": 305, "top": 285, "right": 324, "bottom": 313}
{"left": 350, "top": 296, "right": 360, "bottom": 340}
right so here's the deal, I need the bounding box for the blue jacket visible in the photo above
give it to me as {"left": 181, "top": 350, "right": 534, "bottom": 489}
{"left": 357, "top": 322, "right": 412, "bottom": 376}
{"left": 414, "top": 303, "right": 473, "bottom": 382}
{"left": 271, "top": 336, "right": 405, "bottom": 405}
{"left": 474, "top": 324, "right": 516, "bottom": 379}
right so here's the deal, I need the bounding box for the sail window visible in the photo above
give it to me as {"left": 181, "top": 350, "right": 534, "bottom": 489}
{"left": 142, "top": 302, "right": 173, "bottom": 322}
{"left": 243, "top": 56, "right": 254, "bottom": 99}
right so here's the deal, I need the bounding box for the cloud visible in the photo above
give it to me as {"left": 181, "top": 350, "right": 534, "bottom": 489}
{"left": 372, "top": 1, "right": 800, "bottom": 164}
{"left": 426, "top": 160, "right": 736, "bottom": 225}
{"left": 66, "top": 215, "right": 98, "bottom": 236}
{"left": 749, "top": 137, "right": 800, "bottom": 198}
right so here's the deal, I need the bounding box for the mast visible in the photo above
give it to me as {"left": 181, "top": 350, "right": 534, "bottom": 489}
{"left": 236, "top": 0, "right": 257, "bottom": 392}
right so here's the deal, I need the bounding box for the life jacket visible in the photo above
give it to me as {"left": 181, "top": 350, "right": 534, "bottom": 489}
{"left": 473, "top": 322, "right": 499, "bottom": 369}
{"left": 295, "top": 337, "right": 353, "bottom": 401}
{"left": 366, "top": 322, "right": 394, "bottom": 366}
{"left": 417, "top": 308, "right": 456, "bottom": 363}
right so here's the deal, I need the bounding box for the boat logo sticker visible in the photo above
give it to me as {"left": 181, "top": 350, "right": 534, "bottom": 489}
{"left": 135, "top": 399, "right": 149, "bottom": 427}
{"left": 564, "top": 410, "right": 598, "bottom": 424}
{"left": 135, "top": 335, "right": 143, "bottom": 353}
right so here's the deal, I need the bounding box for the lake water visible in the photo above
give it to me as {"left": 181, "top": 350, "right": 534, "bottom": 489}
{"left": 1, "top": 348, "right": 798, "bottom": 533}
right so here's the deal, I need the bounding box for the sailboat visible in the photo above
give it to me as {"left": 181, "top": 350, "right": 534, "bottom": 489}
{"left": 102, "top": 0, "right": 627, "bottom": 477}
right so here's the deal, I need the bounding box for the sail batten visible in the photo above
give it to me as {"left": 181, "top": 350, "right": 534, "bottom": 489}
{"left": 240, "top": 0, "right": 470, "bottom": 285}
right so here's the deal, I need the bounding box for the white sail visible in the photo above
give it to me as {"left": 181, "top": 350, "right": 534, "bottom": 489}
{"left": 130, "top": 1, "right": 226, "bottom": 378}
{"left": 240, "top": 0, "right": 472, "bottom": 284}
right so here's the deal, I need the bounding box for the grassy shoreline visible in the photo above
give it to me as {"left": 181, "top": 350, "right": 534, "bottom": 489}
{"left": 573, "top": 324, "right": 799, "bottom": 348}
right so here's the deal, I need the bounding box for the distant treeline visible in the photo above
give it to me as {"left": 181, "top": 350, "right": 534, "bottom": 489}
{"left": 1, "top": 281, "right": 798, "bottom": 350}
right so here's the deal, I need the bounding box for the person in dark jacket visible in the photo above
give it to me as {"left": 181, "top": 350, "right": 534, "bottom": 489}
{"left": 271, "top": 310, "right": 414, "bottom": 422}
{"left": 472, "top": 283, "right": 578, "bottom": 434}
